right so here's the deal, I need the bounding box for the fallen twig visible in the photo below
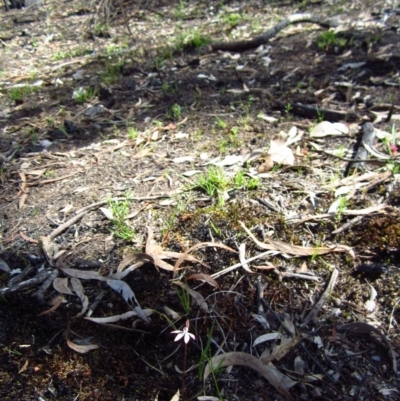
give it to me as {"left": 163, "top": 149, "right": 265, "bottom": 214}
{"left": 1, "top": 269, "right": 53, "bottom": 294}
{"left": 301, "top": 268, "right": 339, "bottom": 327}
{"left": 211, "top": 250, "right": 275, "bottom": 279}
{"left": 27, "top": 171, "right": 80, "bottom": 186}
{"left": 277, "top": 101, "right": 359, "bottom": 122}
{"left": 211, "top": 13, "right": 340, "bottom": 52}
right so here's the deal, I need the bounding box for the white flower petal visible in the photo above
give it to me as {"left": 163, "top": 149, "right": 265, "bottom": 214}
{"left": 174, "top": 332, "right": 185, "bottom": 342}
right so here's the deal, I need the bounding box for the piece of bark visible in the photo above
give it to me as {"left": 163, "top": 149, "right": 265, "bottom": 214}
{"left": 347, "top": 122, "right": 376, "bottom": 172}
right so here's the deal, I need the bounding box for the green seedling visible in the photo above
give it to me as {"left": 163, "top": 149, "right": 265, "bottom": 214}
{"left": 189, "top": 166, "right": 229, "bottom": 205}
{"left": 174, "top": 0, "right": 187, "bottom": 19}
{"left": 52, "top": 47, "right": 91, "bottom": 61}
{"left": 316, "top": 30, "right": 346, "bottom": 51}
{"left": 72, "top": 87, "right": 96, "bottom": 104}
{"left": 229, "top": 126, "right": 240, "bottom": 143}
{"left": 284, "top": 103, "right": 292, "bottom": 116}
{"left": 160, "top": 47, "right": 173, "bottom": 61}
{"left": 57, "top": 106, "right": 67, "bottom": 116}
{"left": 28, "top": 69, "right": 39, "bottom": 79}
{"left": 383, "top": 123, "right": 398, "bottom": 155}
{"left": 167, "top": 103, "right": 182, "bottom": 121}
{"left": 8, "top": 85, "right": 36, "bottom": 102}
{"left": 172, "top": 29, "right": 211, "bottom": 52}
{"left": 219, "top": 139, "right": 228, "bottom": 154}
{"left": 193, "top": 129, "right": 203, "bottom": 141}
{"left": 315, "top": 108, "right": 325, "bottom": 123}
{"left": 176, "top": 286, "right": 191, "bottom": 314}
{"left": 271, "top": 163, "right": 282, "bottom": 173}
{"left": 92, "top": 23, "right": 110, "bottom": 38}
{"left": 44, "top": 169, "right": 57, "bottom": 178}
{"left": 153, "top": 120, "right": 164, "bottom": 128}
{"left": 215, "top": 117, "right": 227, "bottom": 130}
{"left": 238, "top": 115, "right": 251, "bottom": 130}
{"left": 189, "top": 166, "right": 258, "bottom": 205}
{"left": 232, "top": 170, "right": 259, "bottom": 190}
{"left": 336, "top": 196, "right": 347, "bottom": 221}
{"left": 198, "top": 323, "right": 225, "bottom": 401}
{"left": 24, "top": 127, "right": 39, "bottom": 143}
{"left": 162, "top": 82, "right": 170, "bottom": 93}
{"left": 0, "top": 293, "right": 8, "bottom": 303}
{"left": 101, "top": 60, "right": 124, "bottom": 85}
{"left": 4, "top": 347, "right": 23, "bottom": 357}
{"left": 221, "top": 12, "right": 242, "bottom": 28}
{"left": 387, "top": 162, "right": 400, "bottom": 174}
{"left": 106, "top": 197, "right": 135, "bottom": 241}
{"left": 252, "top": 19, "right": 260, "bottom": 32}
{"left": 127, "top": 127, "right": 139, "bottom": 140}
{"left": 105, "top": 43, "right": 127, "bottom": 55}
{"left": 209, "top": 221, "right": 222, "bottom": 237}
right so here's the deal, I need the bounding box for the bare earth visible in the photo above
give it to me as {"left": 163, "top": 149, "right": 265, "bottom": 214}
{"left": 0, "top": 0, "right": 400, "bottom": 400}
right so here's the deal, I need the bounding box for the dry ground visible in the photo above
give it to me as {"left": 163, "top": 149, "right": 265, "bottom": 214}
{"left": 0, "top": 0, "right": 400, "bottom": 400}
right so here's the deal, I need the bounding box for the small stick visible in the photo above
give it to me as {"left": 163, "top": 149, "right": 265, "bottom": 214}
{"left": 301, "top": 268, "right": 339, "bottom": 327}
{"left": 1, "top": 269, "right": 52, "bottom": 294}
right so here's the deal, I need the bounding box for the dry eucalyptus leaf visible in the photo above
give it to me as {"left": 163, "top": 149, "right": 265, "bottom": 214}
{"left": 253, "top": 332, "right": 281, "bottom": 346}
{"left": 294, "top": 356, "right": 305, "bottom": 374}
{"left": 66, "top": 338, "right": 99, "bottom": 354}
{"left": 260, "top": 318, "right": 298, "bottom": 363}
{"left": 337, "top": 322, "right": 397, "bottom": 373}
{"left": 238, "top": 243, "right": 253, "bottom": 273}
{"left": 269, "top": 332, "right": 299, "bottom": 362}
{"left": 182, "top": 170, "right": 202, "bottom": 177}
{"left": 107, "top": 279, "right": 136, "bottom": 303}
{"left": 85, "top": 309, "right": 153, "bottom": 324}
{"left": 174, "top": 242, "right": 236, "bottom": 271}
{"left": 172, "top": 156, "right": 195, "bottom": 164}
{"left": 53, "top": 277, "right": 74, "bottom": 295}
{"left": 364, "top": 283, "right": 377, "bottom": 312}
{"left": 163, "top": 305, "right": 181, "bottom": 320}
{"left": 257, "top": 155, "right": 274, "bottom": 173}
{"left": 36, "top": 295, "right": 64, "bottom": 317}
{"left": 132, "top": 147, "right": 152, "bottom": 159}
{"left": 240, "top": 221, "right": 354, "bottom": 258}
{"left": 24, "top": 169, "right": 45, "bottom": 177}
{"left": 257, "top": 112, "right": 278, "bottom": 123}
{"left": 117, "top": 253, "right": 151, "bottom": 273}
{"left": 204, "top": 352, "right": 295, "bottom": 400}
{"left": 268, "top": 133, "right": 294, "bottom": 166}
{"left": 41, "top": 236, "right": 60, "bottom": 261}
{"left": 310, "top": 121, "right": 349, "bottom": 137}
{"left": 0, "top": 259, "right": 11, "bottom": 273}
{"left": 214, "top": 155, "right": 244, "bottom": 167}
{"left": 60, "top": 267, "right": 107, "bottom": 281}
{"left": 187, "top": 273, "right": 220, "bottom": 289}
{"left": 71, "top": 278, "right": 89, "bottom": 317}
{"left": 100, "top": 207, "right": 114, "bottom": 220}
{"left": 145, "top": 226, "right": 210, "bottom": 272}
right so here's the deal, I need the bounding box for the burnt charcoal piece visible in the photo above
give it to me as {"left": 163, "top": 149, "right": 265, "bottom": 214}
{"left": 352, "top": 263, "right": 388, "bottom": 279}
{"left": 3, "top": 0, "right": 25, "bottom": 11}
{"left": 98, "top": 83, "right": 113, "bottom": 100}
{"left": 64, "top": 119, "right": 79, "bottom": 133}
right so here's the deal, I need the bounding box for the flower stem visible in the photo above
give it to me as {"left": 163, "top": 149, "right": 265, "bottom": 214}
{"left": 181, "top": 342, "right": 187, "bottom": 399}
